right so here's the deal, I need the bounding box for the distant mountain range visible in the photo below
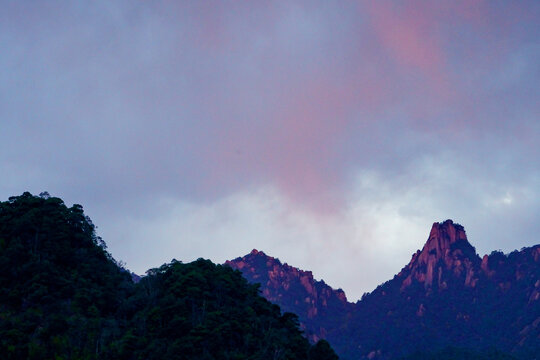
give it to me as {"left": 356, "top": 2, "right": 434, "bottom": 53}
{"left": 5, "top": 192, "right": 537, "bottom": 359}
{"left": 226, "top": 220, "right": 540, "bottom": 359}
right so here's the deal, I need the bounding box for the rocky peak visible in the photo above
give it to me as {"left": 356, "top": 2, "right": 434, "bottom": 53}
{"left": 226, "top": 250, "right": 352, "bottom": 343}
{"left": 422, "top": 220, "right": 467, "bottom": 257}
{"left": 400, "top": 220, "right": 481, "bottom": 290}
{"left": 414, "top": 220, "right": 474, "bottom": 265}
{"left": 226, "top": 250, "right": 348, "bottom": 306}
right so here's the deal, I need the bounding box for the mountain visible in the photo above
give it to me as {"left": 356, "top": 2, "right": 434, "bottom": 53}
{"left": 398, "top": 220, "right": 479, "bottom": 291}
{"left": 226, "top": 249, "right": 353, "bottom": 343}
{"left": 0, "top": 192, "right": 134, "bottom": 359}
{"left": 118, "top": 258, "right": 339, "bottom": 360}
{"left": 0, "top": 192, "right": 339, "bottom": 360}
{"left": 352, "top": 220, "right": 539, "bottom": 359}
{"left": 227, "top": 220, "right": 540, "bottom": 360}
{"left": 4, "top": 192, "right": 535, "bottom": 359}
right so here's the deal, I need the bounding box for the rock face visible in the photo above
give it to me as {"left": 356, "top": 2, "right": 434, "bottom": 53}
{"left": 226, "top": 220, "right": 540, "bottom": 360}
{"left": 226, "top": 249, "right": 352, "bottom": 343}
{"left": 351, "top": 221, "right": 540, "bottom": 359}
{"left": 399, "top": 220, "right": 481, "bottom": 290}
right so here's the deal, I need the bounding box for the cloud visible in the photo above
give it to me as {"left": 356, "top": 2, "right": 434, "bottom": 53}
{"left": 95, "top": 153, "right": 539, "bottom": 301}
{"left": 0, "top": 1, "right": 538, "bottom": 299}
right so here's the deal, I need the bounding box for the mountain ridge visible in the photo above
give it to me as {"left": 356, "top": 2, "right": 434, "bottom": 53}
{"left": 226, "top": 249, "right": 352, "bottom": 343}
{"left": 226, "top": 220, "right": 540, "bottom": 359}
{"left": 0, "top": 192, "right": 340, "bottom": 360}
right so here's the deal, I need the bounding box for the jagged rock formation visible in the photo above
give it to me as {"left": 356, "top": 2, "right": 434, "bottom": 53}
{"left": 399, "top": 220, "right": 481, "bottom": 290}
{"left": 227, "top": 220, "right": 540, "bottom": 360}
{"left": 226, "top": 249, "right": 352, "bottom": 343}
{"left": 351, "top": 220, "right": 540, "bottom": 359}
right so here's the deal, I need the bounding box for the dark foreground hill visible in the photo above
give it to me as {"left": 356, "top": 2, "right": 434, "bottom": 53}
{"left": 227, "top": 220, "right": 540, "bottom": 359}
{"left": 0, "top": 192, "right": 338, "bottom": 360}
{"left": 0, "top": 192, "right": 133, "bottom": 359}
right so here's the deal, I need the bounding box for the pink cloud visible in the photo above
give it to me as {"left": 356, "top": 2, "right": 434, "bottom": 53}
{"left": 197, "top": 70, "right": 361, "bottom": 213}
{"left": 7, "top": 0, "right": 528, "bottom": 216}
{"left": 367, "top": 2, "right": 443, "bottom": 72}
{"left": 364, "top": 1, "right": 454, "bottom": 101}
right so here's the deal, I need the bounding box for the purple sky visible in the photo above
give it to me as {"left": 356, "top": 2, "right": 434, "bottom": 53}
{"left": 1, "top": 1, "right": 539, "bottom": 300}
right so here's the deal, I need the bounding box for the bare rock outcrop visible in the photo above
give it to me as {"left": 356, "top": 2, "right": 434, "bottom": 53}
{"left": 400, "top": 220, "right": 481, "bottom": 290}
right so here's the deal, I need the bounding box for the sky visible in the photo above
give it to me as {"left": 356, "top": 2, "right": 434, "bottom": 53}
{"left": 1, "top": 0, "right": 539, "bottom": 301}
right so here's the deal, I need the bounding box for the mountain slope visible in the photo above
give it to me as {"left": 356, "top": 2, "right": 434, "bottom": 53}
{"left": 226, "top": 250, "right": 353, "bottom": 344}
{"left": 352, "top": 220, "right": 539, "bottom": 359}
{"left": 0, "top": 192, "right": 133, "bottom": 359}
{"left": 0, "top": 192, "right": 340, "bottom": 360}
{"left": 115, "top": 258, "right": 335, "bottom": 360}
{"left": 227, "top": 220, "right": 540, "bottom": 360}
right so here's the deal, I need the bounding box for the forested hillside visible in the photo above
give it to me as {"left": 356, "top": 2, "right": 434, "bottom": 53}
{"left": 0, "top": 192, "right": 338, "bottom": 360}
{"left": 0, "top": 192, "right": 133, "bottom": 359}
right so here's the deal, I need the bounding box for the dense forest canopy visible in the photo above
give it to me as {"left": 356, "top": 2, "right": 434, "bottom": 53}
{"left": 0, "top": 192, "right": 338, "bottom": 359}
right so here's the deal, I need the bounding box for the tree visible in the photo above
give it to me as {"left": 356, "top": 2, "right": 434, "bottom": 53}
{"left": 309, "top": 339, "right": 339, "bottom": 360}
